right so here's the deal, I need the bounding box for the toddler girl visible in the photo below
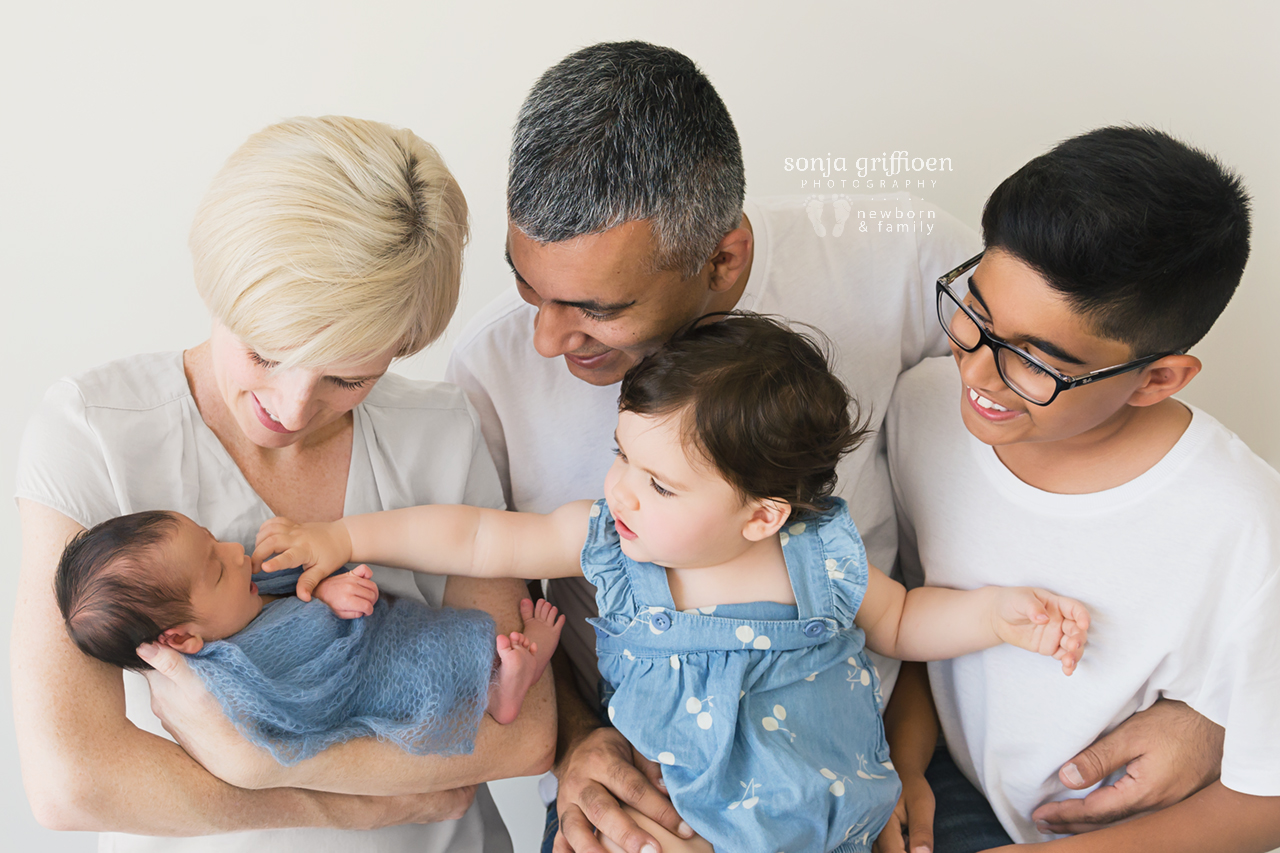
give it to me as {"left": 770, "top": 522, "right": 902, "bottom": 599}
{"left": 258, "top": 313, "right": 1088, "bottom": 851}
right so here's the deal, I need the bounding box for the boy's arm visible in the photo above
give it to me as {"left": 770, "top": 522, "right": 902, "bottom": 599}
{"left": 855, "top": 565, "right": 1088, "bottom": 673}
{"left": 255, "top": 500, "right": 593, "bottom": 600}
{"left": 982, "top": 784, "right": 1280, "bottom": 853}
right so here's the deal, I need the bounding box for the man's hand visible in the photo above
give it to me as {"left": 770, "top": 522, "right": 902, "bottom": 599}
{"left": 992, "top": 588, "right": 1090, "bottom": 675}
{"left": 254, "top": 516, "right": 353, "bottom": 601}
{"left": 553, "top": 727, "right": 692, "bottom": 853}
{"left": 873, "top": 773, "right": 936, "bottom": 853}
{"left": 313, "top": 565, "right": 380, "bottom": 618}
{"left": 1031, "top": 699, "right": 1224, "bottom": 834}
{"left": 138, "top": 642, "right": 282, "bottom": 789}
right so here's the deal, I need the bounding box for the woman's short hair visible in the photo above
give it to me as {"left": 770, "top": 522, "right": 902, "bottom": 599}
{"left": 190, "top": 116, "right": 469, "bottom": 367}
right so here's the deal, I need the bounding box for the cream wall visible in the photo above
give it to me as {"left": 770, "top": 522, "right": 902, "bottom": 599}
{"left": 2, "top": 2, "right": 1276, "bottom": 851}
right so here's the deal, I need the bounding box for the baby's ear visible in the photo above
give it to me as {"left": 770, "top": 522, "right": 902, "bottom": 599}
{"left": 157, "top": 626, "right": 205, "bottom": 655}
{"left": 742, "top": 498, "right": 792, "bottom": 542}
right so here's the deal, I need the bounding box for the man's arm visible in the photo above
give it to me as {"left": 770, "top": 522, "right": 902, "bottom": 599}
{"left": 13, "top": 499, "right": 474, "bottom": 834}
{"left": 873, "top": 662, "right": 940, "bottom": 853}
{"left": 984, "top": 783, "right": 1280, "bottom": 853}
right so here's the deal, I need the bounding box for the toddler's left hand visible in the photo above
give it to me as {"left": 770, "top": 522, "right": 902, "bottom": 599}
{"left": 313, "top": 565, "right": 380, "bottom": 619}
{"left": 994, "top": 588, "right": 1090, "bottom": 675}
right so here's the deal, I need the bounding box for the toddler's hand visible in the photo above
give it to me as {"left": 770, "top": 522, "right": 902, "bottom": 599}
{"left": 993, "top": 588, "right": 1090, "bottom": 675}
{"left": 253, "top": 517, "right": 354, "bottom": 601}
{"left": 312, "top": 565, "right": 379, "bottom": 619}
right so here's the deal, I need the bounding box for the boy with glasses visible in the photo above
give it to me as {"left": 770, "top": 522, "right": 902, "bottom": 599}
{"left": 884, "top": 126, "right": 1280, "bottom": 852}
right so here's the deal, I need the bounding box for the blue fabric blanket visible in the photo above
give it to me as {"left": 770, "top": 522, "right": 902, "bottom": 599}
{"left": 186, "top": 568, "right": 496, "bottom": 765}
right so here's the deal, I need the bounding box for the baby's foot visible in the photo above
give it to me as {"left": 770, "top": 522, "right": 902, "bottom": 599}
{"left": 805, "top": 196, "right": 826, "bottom": 236}
{"left": 488, "top": 599, "right": 564, "bottom": 725}
{"left": 831, "top": 197, "right": 852, "bottom": 236}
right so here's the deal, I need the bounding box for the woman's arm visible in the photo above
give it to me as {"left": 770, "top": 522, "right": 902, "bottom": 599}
{"left": 982, "top": 783, "right": 1280, "bottom": 853}
{"left": 854, "top": 566, "right": 1089, "bottom": 674}
{"left": 149, "top": 572, "right": 557, "bottom": 795}
{"left": 13, "top": 499, "right": 473, "bottom": 833}
{"left": 255, "top": 500, "right": 593, "bottom": 600}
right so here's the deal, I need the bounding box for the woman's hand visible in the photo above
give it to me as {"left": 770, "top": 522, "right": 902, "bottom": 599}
{"left": 138, "top": 642, "right": 282, "bottom": 790}
{"left": 254, "top": 516, "right": 354, "bottom": 601}
{"left": 992, "top": 588, "right": 1090, "bottom": 675}
{"left": 874, "top": 773, "right": 936, "bottom": 853}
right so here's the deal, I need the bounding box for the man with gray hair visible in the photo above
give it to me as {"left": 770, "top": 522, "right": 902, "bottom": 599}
{"left": 447, "top": 41, "right": 1223, "bottom": 853}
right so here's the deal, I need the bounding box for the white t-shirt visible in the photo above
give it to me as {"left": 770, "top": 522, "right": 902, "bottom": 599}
{"left": 446, "top": 194, "right": 980, "bottom": 705}
{"left": 887, "top": 356, "right": 1280, "bottom": 843}
{"left": 15, "top": 351, "right": 512, "bottom": 853}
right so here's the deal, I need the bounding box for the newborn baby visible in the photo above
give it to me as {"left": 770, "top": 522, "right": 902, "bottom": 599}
{"left": 55, "top": 510, "right": 561, "bottom": 763}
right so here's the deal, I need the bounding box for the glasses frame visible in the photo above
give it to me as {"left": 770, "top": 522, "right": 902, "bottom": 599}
{"left": 936, "top": 252, "right": 1179, "bottom": 407}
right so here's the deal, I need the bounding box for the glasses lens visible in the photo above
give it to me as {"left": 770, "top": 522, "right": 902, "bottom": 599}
{"left": 938, "top": 288, "right": 981, "bottom": 350}
{"left": 996, "top": 347, "right": 1059, "bottom": 404}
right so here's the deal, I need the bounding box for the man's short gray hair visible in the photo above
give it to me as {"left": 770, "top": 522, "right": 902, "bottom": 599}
{"left": 508, "top": 42, "right": 745, "bottom": 278}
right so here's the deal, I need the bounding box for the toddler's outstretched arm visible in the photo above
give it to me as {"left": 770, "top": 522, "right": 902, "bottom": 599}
{"left": 855, "top": 567, "right": 1089, "bottom": 675}
{"left": 253, "top": 501, "right": 594, "bottom": 601}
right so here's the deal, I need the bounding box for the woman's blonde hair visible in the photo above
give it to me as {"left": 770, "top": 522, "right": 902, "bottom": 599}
{"left": 190, "top": 116, "right": 468, "bottom": 367}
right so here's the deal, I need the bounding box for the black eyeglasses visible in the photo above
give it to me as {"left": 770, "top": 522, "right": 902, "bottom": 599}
{"left": 936, "top": 252, "right": 1178, "bottom": 406}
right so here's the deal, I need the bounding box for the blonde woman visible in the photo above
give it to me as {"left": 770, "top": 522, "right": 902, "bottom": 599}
{"left": 14, "top": 116, "right": 554, "bottom": 852}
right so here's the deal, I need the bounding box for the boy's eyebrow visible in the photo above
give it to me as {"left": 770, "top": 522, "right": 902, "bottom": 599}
{"left": 967, "top": 275, "right": 1087, "bottom": 367}
{"left": 614, "top": 430, "right": 688, "bottom": 492}
{"left": 504, "top": 247, "right": 635, "bottom": 314}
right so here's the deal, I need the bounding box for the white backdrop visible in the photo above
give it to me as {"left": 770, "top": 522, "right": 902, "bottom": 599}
{"left": 3, "top": 2, "right": 1277, "bottom": 851}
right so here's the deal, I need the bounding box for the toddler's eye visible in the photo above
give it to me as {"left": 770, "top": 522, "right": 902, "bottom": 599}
{"left": 612, "top": 446, "right": 627, "bottom": 462}
{"left": 650, "top": 478, "right": 674, "bottom": 498}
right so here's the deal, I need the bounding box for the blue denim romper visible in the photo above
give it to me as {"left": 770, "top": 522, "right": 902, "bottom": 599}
{"left": 584, "top": 498, "right": 901, "bottom": 853}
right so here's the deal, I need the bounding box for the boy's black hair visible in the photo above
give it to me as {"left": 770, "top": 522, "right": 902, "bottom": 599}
{"left": 617, "top": 312, "right": 868, "bottom": 516}
{"left": 54, "top": 511, "right": 193, "bottom": 670}
{"left": 981, "top": 126, "right": 1251, "bottom": 356}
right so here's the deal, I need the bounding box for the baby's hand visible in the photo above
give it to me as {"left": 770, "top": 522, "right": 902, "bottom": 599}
{"left": 253, "top": 517, "right": 354, "bottom": 601}
{"left": 313, "top": 565, "right": 379, "bottom": 619}
{"left": 993, "top": 588, "right": 1090, "bottom": 675}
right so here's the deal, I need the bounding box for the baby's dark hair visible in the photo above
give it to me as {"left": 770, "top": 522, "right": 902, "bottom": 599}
{"left": 54, "top": 511, "right": 193, "bottom": 671}
{"left": 617, "top": 312, "right": 868, "bottom": 516}
{"left": 982, "top": 126, "right": 1252, "bottom": 356}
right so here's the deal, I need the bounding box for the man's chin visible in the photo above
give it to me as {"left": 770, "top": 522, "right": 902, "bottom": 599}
{"left": 563, "top": 352, "right": 630, "bottom": 386}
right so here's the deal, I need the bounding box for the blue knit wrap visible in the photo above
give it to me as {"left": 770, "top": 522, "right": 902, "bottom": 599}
{"left": 186, "top": 568, "right": 496, "bottom": 765}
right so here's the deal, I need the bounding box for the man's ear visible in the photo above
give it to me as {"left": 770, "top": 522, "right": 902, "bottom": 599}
{"left": 1127, "top": 354, "right": 1202, "bottom": 408}
{"left": 157, "top": 626, "right": 205, "bottom": 655}
{"left": 742, "top": 498, "right": 792, "bottom": 542}
{"left": 706, "top": 220, "right": 753, "bottom": 293}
